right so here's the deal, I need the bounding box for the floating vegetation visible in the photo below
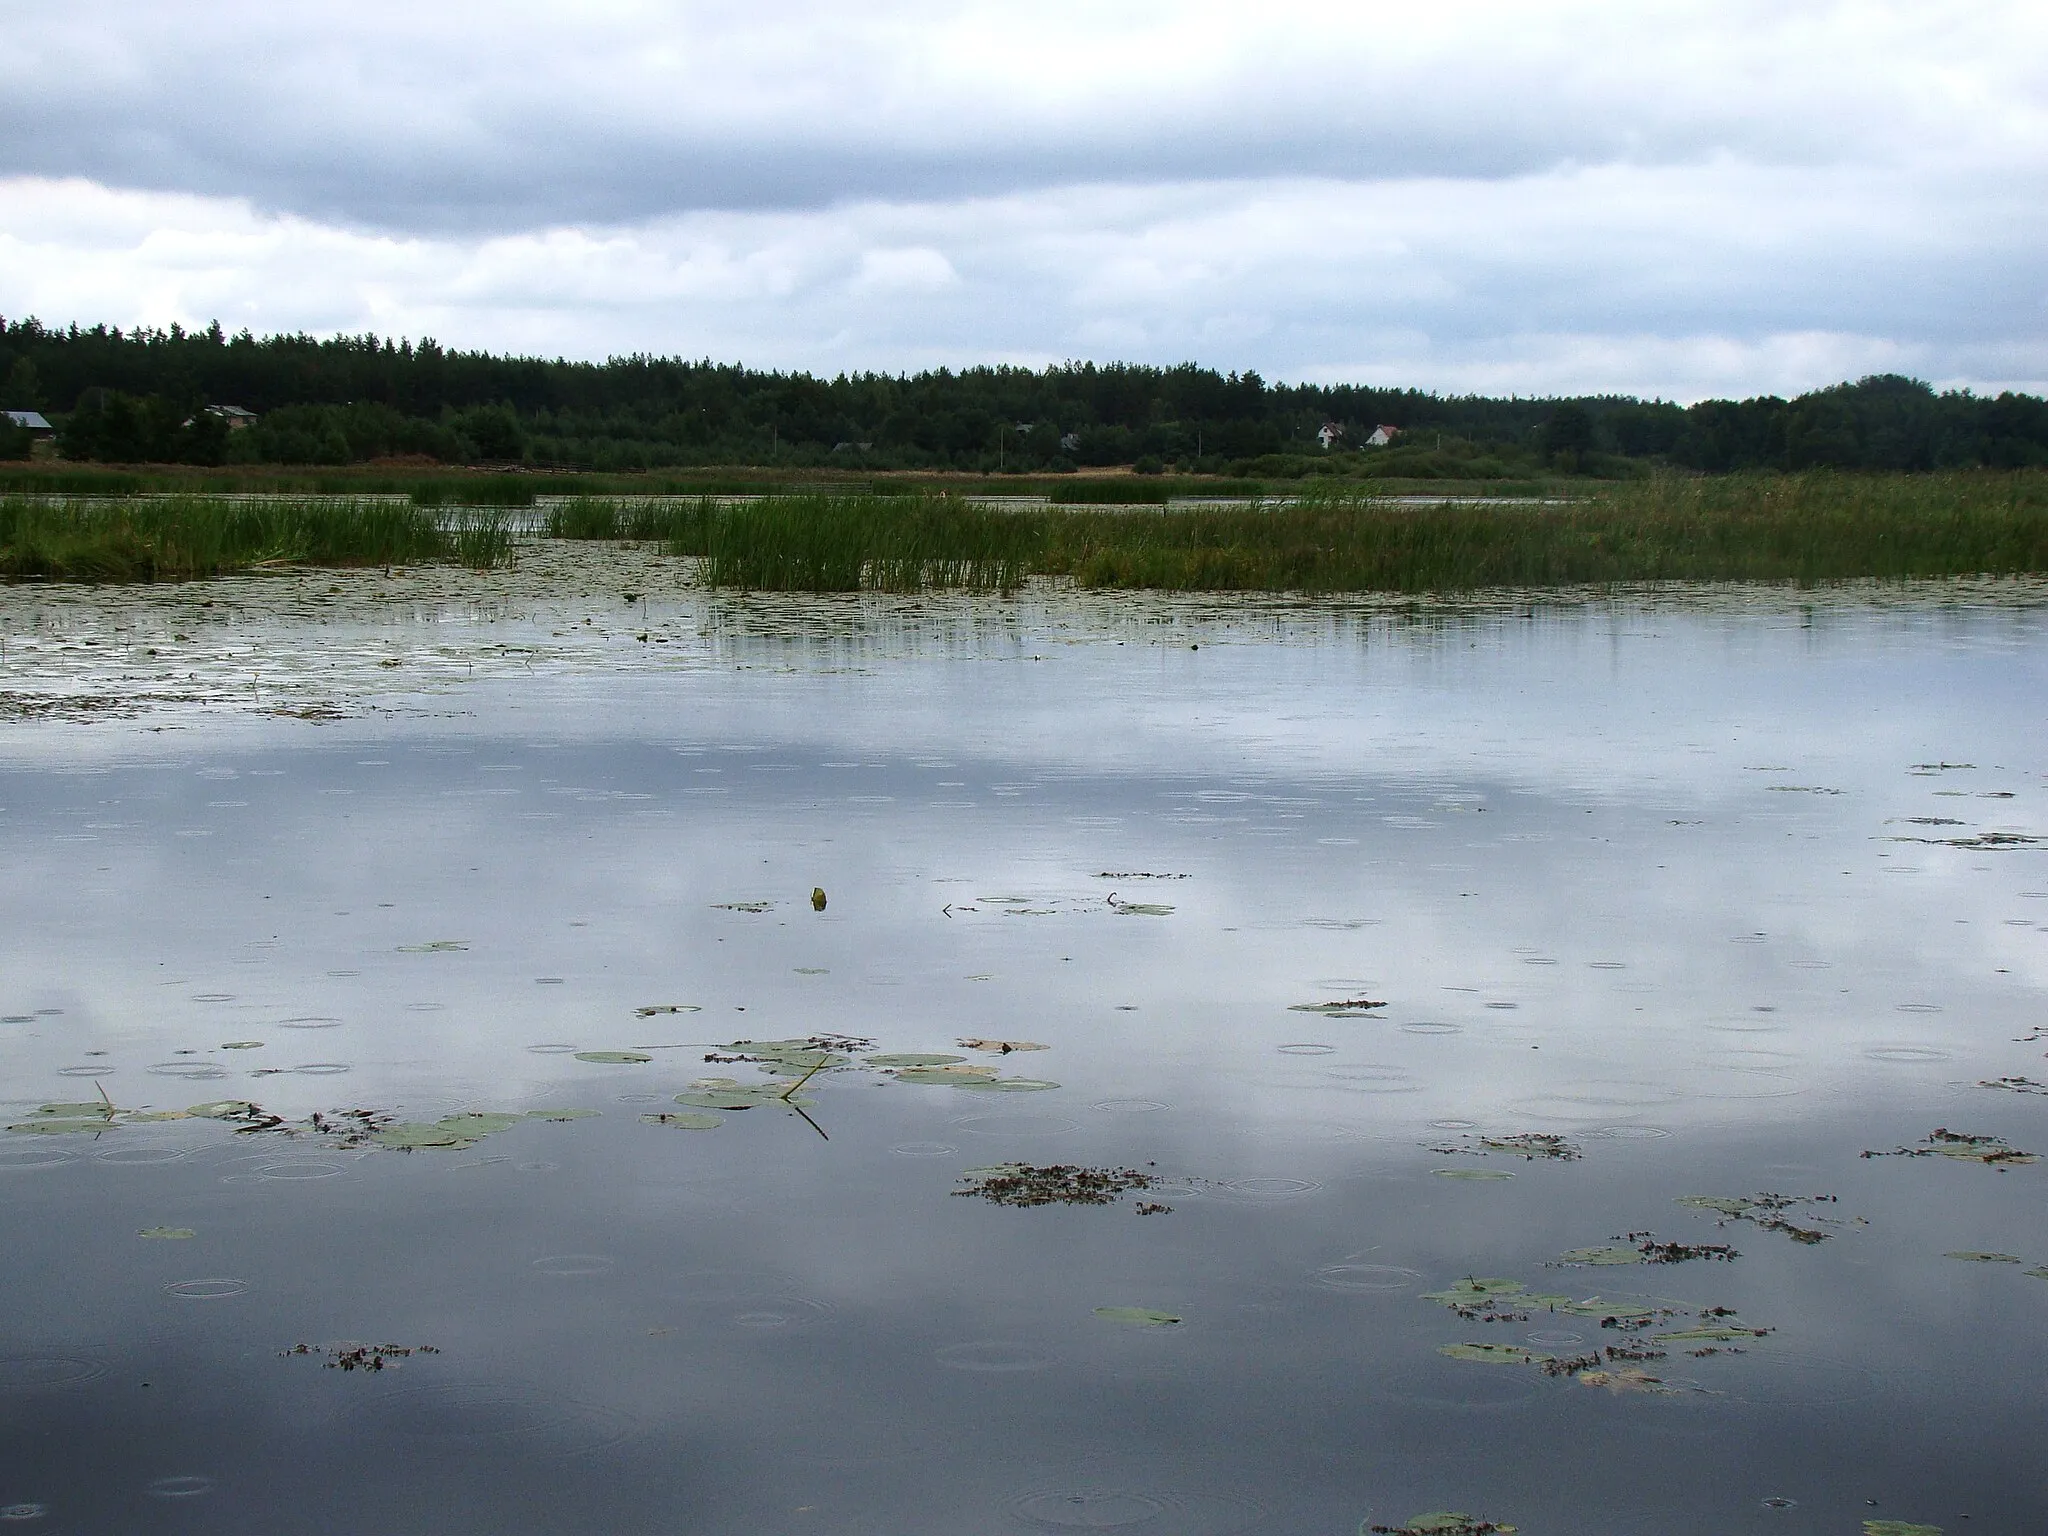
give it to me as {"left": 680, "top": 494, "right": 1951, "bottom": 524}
{"left": 1863, "top": 1524, "right": 1942, "bottom": 1536}
{"left": 810, "top": 887, "right": 827, "bottom": 911}
{"left": 573, "top": 1050, "right": 652, "bottom": 1064}
{"left": 1861, "top": 1129, "right": 2038, "bottom": 1166}
{"left": 1420, "top": 1276, "right": 1765, "bottom": 1385}
{"left": 953, "top": 1163, "right": 1163, "bottom": 1210}
{"left": 1439, "top": 1342, "right": 1553, "bottom": 1366}
{"left": 1433, "top": 1168, "right": 1515, "bottom": 1181}
{"left": 220, "top": 1041, "right": 264, "bottom": 1051}
{"left": 1979, "top": 1076, "right": 2048, "bottom": 1096}
{"left": 641, "top": 1112, "right": 722, "bottom": 1130}
{"left": 1107, "top": 897, "right": 1175, "bottom": 916}
{"left": 1559, "top": 1234, "right": 1739, "bottom": 1266}
{"left": 1095, "top": 871, "right": 1188, "bottom": 880}
{"left": 1290, "top": 998, "right": 1388, "bottom": 1015}
{"left": 634, "top": 1004, "right": 702, "bottom": 1018}
{"left": 1892, "top": 830, "right": 2042, "bottom": 849}
{"left": 868, "top": 1053, "right": 969, "bottom": 1068}
{"left": 956, "top": 1038, "right": 1048, "bottom": 1054}
{"left": 138, "top": 1227, "right": 195, "bottom": 1240}
{"left": 6, "top": 1100, "right": 119, "bottom": 1135}
{"left": 1367, "top": 1513, "right": 1517, "bottom": 1536}
{"left": 1945, "top": 1251, "right": 2023, "bottom": 1263}
{"left": 281, "top": 1342, "right": 441, "bottom": 1373}
{"left": 396, "top": 940, "right": 467, "bottom": 953}
{"left": 711, "top": 900, "right": 774, "bottom": 913}
{"left": 1676, "top": 1192, "right": 1840, "bottom": 1242}
{"left": 1428, "top": 1132, "right": 1581, "bottom": 1161}
{"left": 674, "top": 1079, "right": 814, "bottom": 1111}
{"left": 1093, "top": 1307, "right": 1181, "bottom": 1327}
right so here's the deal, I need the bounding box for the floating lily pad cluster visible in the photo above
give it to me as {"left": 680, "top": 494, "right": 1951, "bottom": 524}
{"left": 1945, "top": 1251, "right": 2048, "bottom": 1279}
{"left": 1862, "top": 1129, "right": 2038, "bottom": 1166}
{"left": 1676, "top": 1192, "right": 1841, "bottom": 1244}
{"left": 953, "top": 1163, "right": 1166, "bottom": 1211}
{"left": 1980, "top": 1076, "right": 2048, "bottom": 1096}
{"left": 1428, "top": 1132, "right": 1581, "bottom": 1162}
{"left": 1290, "top": 998, "right": 1388, "bottom": 1017}
{"left": 281, "top": 1342, "right": 440, "bottom": 1372}
{"left": 1093, "top": 1306, "right": 1180, "bottom": 1327}
{"left": 1421, "top": 1276, "right": 1772, "bottom": 1393}
{"left": 1366, "top": 1512, "right": 1516, "bottom": 1535}
{"left": 6, "top": 1095, "right": 599, "bottom": 1155}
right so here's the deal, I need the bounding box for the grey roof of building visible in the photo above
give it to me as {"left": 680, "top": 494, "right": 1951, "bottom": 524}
{"left": 5, "top": 410, "right": 52, "bottom": 431}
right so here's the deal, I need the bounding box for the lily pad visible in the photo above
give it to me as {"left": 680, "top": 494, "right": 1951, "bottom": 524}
{"left": 1945, "top": 1251, "right": 2023, "bottom": 1263}
{"left": 525, "top": 1108, "right": 600, "bottom": 1122}
{"left": 436, "top": 1112, "right": 526, "bottom": 1135}
{"left": 1439, "top": 1342, "right": 1553, "bottom": 1365}
{"left": 1110, "top": 902, "right": 1175, "bottom": 916}
{"left": 573, "top": 1050, "right": 652, "bottom": 1064}
{"left": 1367, "top": 1514, "right": 1517, "bottom": 1536}
{"left": 1433, "top": 1168, "right": 1515, "bottom": 1181}
{"left": 866, "top": 1053, "right": 969, "bottom": 1068}
{"left": 2025, "top": 1267, "right": 2048, "bottom": 1281}
{"left": 957, "top": 1038, "right": 1049, "bottom": 1054}
{"left": 1558, "top": 1246, "right": 1646, "bottom": 1266}
{"left": 186, "top": 1100, "right": 261, "bottom": 1119}
{"left": 372, "top": 1122, "right": 480, "bottom": 1151}
{"left": 1094, "top": 1306, "right": 1182, "bottom": 1327}
{"left": 633, "top": 1004, "right": 702, "bottom": 1017}
{"left": 894, "top": 1067, "right": 999, "bottom": 1086}
{"left": 1576, "top": 1367, "right": 1672, "bottom": 1395}
{"left": 1292, "top": 999, "right": 1388, "bottom": 1014}
{"left": 1652, "top": 1324, "right": 1768, "bottom": 1343}
{"left": 138, "top": 1227, "right": 195, "bottom": 1240}
{"left": 396, "top": 940, "right": 468, "bottom": 953}
{"left": 711, "top": 901, "right": 773, "bottom": 913}
{"left": 1421, "top": 1278, "right": 1527, "bottom": 1302}
{"left": 220, "top": 1041, "right": 264, "bottom": 1050}
{"left": 1863, "top": 1524, "right": 1941, "bottom": 1536}
{"left": 1676, "top": 1196, "right": 1756, "bottom": 1216}
{"left": 7, "top": 1118, "right": 114, "bottom": 1134}
{"left": 641, "top": 1112, "right": 722, "bottom": 1130}
{"left": 954, "top": 1077, "right": 1060, "bottom": 1092}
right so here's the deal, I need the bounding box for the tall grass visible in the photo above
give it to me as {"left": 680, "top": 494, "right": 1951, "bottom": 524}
{"left": 0, "top": 496, "right": 513, "bottom": 580}
{"left": 409, "top": 476, "right": 536, "bottom": 508}
{"left": 667, "top": 493, "right": 1039, "bottom": 592}
{"left": 661, "top": 473, "right": 2048, "bottom": 593}
{"left": 547, "top": 496, "right": 704, "bottom": 542}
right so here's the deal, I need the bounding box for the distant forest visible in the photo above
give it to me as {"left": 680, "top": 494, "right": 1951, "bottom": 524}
{"left": 4, "top": 316, "right": 2047, "bottom": 477}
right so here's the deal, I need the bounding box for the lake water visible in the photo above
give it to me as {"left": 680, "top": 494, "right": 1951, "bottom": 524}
{"left": 2, "top": 560, "right": 2045, "bottom": 1534}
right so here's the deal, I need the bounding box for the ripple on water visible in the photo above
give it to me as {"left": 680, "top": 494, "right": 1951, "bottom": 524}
{"left": 1505, "top": 1081, "right": 1684, "bottom": 1123}
{"left": 1276, "top": 1043, "right": 1335, "bottom": 1055}
{"left": 1583, "top": 1126, "right": 1673, "bottom": 1141}
{"left": 1322, "top": 1066, "right": 1420, "bottom": 1093}
{"left": 54, "top": 1066, "right": 113, "bottom": 1078}
{"left": 1401, "top": 1022, "right": 1463, "bottom": 1036}
{"left": 950, "top": 1114, "right": 1081, "bottom": 1138}
{"left": 890, "top": 1142, "right": 959, "bottom": 1157}
{"left": 1312, "top": 1264, "right": 1422, "bottom": 1294}
{"left": 355, "top": 1383, "right": 637, "bottom": 1458}
{"left": 144, "top": 1476, "right": 214, "bottom": 1499}
{"left": 1006, "top": 1487, "right": 1264, "bottom": 1535}
{"left": 730, "top": 1297, "right": 834, "bottom": 1330}
{"left": 935, "top": 1340, "right": 1057, "bottom": 1373}
{"left": 0, "top": 1502, "right": 47, "bottom": 1520}
{"left": 1894, "top": 1003, "right": 1944, "bottom": 1014}
{"left": 526, "top": 1044, "right": 580, "bottom": 1055}
{"left": 1204, "top": 1177, "right": 1323, "bottom": 1204}
{"left": 1092, "top": 1098, "right": 1168, "bottom": 1114}
{"left": 95, "top": 1145, "right": 193, "bottom": 1165}
{"left": 1863, "top": 1045, "right": 1954, "bottom": 1064}
{"left": 0, "top": 1353, "right": 108, "bottom": 1389}
{"left": 164, "top": 1278, "right": 248, "bottom": 1300}
{"left": 0, "top": 1147, "right": 78, "bottom": 1171}
{"left": 148, "top": 1063, "right": 227, "bottom": 1081}
{"left": 280, "top": 1016, "right": 342, "bottom": 1030}
{"left": 530, "top": 1254, "right": 617, "bottom": 1277}
{"left": 292, "top": 1062, "right": 351, "bottom": 1076}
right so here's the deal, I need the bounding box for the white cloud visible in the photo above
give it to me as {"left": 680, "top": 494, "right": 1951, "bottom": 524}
{"left": 0, "top": 2, "right": 2042, "bottom": 395}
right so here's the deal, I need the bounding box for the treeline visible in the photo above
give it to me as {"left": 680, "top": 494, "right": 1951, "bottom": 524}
{"left": 4, "top": 316, "right": 2046, "bottom": 475}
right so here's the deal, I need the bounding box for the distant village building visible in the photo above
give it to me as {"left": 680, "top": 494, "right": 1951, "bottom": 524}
{"left": 1316, "top": 422, "right": 1345, "bottom": 450}
{"left": 1059, "top": 431, "right": 1081, "bottom": 453}
{"left": 4, "top": 410, "right": 53, "bottom": 434}
{"left": 1365, "top": 424, "right": 1401, "bottom": 447}
{"left": 206, "top": 405, "right": 259, "bottom": 430}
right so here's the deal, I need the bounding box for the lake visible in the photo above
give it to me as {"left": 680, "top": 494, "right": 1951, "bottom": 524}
{"left": 2, "top": 557, "right": 2044, "bottom": 1534}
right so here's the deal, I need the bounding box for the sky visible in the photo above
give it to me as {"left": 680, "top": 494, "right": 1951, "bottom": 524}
{"left": 1, "top": 0, "right": 2044, "bottom": 400}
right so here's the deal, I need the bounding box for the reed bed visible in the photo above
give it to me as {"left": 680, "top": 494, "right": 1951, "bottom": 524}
{"left": 547, "top": 496, "right": 704, "bottom": 542}
{"left": 0, "top": 496, "right": 513, "bottom": 581}
{"left": 665, "top": 493, "right": 1039, "bottom": 592}
{"left": 663, "top": 474, "right": 2048, "bottom": 593}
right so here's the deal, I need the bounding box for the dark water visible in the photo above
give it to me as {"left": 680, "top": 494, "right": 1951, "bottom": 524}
{"left": 2, "top": 587, "right": 2045, "bottom": 1534}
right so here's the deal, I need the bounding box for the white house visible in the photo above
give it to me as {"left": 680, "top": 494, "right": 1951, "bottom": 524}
{"left": 1316, "top": 421, "right": 1345, "bottom": 450}
{"left": 205, "top": 405, "right": 259, "bottom": 430}
{"left": 1366, "top": 424, "right": 1402, "bottom": 447}
{"left": 4, "top": 410, "right": 53, "bottom": 434}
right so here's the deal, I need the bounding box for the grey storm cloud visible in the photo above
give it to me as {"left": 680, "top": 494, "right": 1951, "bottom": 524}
{"left": 2, "top": 0, "right": 2045, "bottom": 395}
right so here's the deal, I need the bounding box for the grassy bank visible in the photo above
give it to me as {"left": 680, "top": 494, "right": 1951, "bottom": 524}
{"left": 0, "top": 496, "right": 512, "bottom": 581}
{"left": 663, "top": 494, "right": 1037, "bottom": 591}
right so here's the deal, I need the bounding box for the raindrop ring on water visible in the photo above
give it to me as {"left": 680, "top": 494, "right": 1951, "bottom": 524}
{"left": 1312, "top": 1264, "right": 1421, "bottom": 1293}
{"left": 935, "top": 1340, "right": 1056, "bottom": 1373}
{"left": 530, "top": 1254, "right": 616, "bottom": 1277}
{"left": 146, "top": 1476, "right": 214, "bottom": 1499}
{"left": 164, "top": 1278, "right": 247, "bottom": 1300}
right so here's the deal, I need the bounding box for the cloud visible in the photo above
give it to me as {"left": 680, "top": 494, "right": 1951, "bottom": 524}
{"left": 3, "top": 157, "right": 2043, "bottom": 399}
{"left": 0, "top": 2, "right": 2042, "bottom": 395}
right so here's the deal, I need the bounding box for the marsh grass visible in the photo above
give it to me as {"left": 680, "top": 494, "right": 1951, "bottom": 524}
{"left": 0, "top": 496, "right": 512, "bottom": 580}
{"left": 668, "top": 493, "right": 1039, "bottom": 592}
{"left": 653, "top": 473, "right": 2048, "bottom": 593}
{"left": 409, "top": 476, "right": 537, "bottom": 508}
{"left": 547, "top": 496, "right": 704, "bottom": 542}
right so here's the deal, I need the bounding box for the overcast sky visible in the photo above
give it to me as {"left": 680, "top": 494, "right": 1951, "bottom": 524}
{"left": 2, "top": 0, "right": 2044, "bottom": 399}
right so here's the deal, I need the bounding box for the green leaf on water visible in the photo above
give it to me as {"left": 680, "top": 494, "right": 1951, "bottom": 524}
{"left": 1421, "top": 1278, "right": 1526, "bottom": 1303}
{"left": 2025, "top": 1267, "right": 2048, "bottom": 1281}
{"left": 641, "top": 1112, "right": 722, "bottom": 1130}
{"left": 372, "top": 1122, "right": 480, "bottom": 1151}
{"left": 1863, "top": 1523, "right": 1942, "bottom": 1536}
{"left": 1372, "top": 1514, "right": 1519, "bottom": 1536}
{"left": 1676, "top": 1196, "right": 1755, "bottom": 1215}
{"left": 1652, "top": 1325, "right": 1766, "bottom": 1343}
{"left": 711, "top": 901, "right": 773, "bottom": 913}
{"left": 1946, "top": 1251, "right": 2023, "bottom": 1263}
{"left": 1111, "top": 902, "right": 1175, "bottom": 916}
{"left": 29, "top": 1103, "right": 114, "bottom": 1119}
{"left": 573, "top": 1050, "right": 652, "bottom": 1064}
{"left": 1439, "top": 1342, "right": 1553, "bottom": 1365}
{"left": 186, "top": 1100, "right": 260, "bottom": 1119}
{"left": 219, "top": 1041, "right": 264, "bottom": 1050}
{"left": 953, "top": 1077, "right": 1060, "bottom": 1092}
{"left": 865, "top": 1053, "right": 969, "bottom": 1068}
{"left": 1094, "top": 1306, "right": 1182, "bottom": 1327}
{"left": 436, "top": 1112, "right": 526, "bottom": 1135}
{"left": 1558, "top": 1246, "right": 1645, "bottom": 1266}
{"left": 1433, "top": 1168, "right": 1515, "bottom": 1181}
{"left": 674, "top": 1088, "right": 812, "bottom": 1110}
{"left": 397, "top": 940, "right": 468, "bottom": 953}
{"left": 893, "top": 1067, "right": 999, "bottom": 1086}
{"left": 6, "top": 1118, "right": 113, "bottom": 1134}
{"left": 633, "top": 1004, "right": 702, "bottom": 1017}
{"left": 525, "top": 1108, "right": 600, "bottom": 1122}
{"left": 138, "top": 1227, "right": 194, "bottom": 1240}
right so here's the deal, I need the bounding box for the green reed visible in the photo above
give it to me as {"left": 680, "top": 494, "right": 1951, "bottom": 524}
{"left": 667, "top": 494, "right": 1038, "bottom": 592}
{"left": 0, "top": 496, "right": 513, "bottom": 581}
